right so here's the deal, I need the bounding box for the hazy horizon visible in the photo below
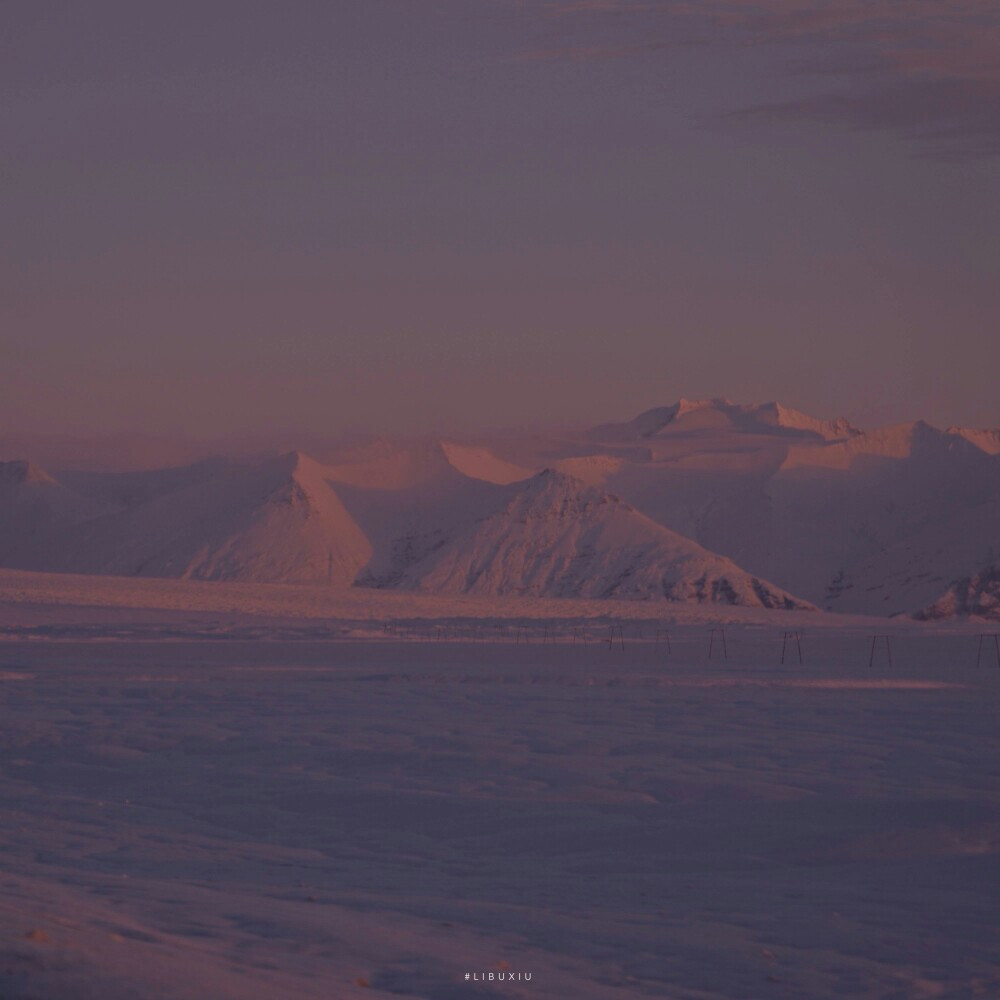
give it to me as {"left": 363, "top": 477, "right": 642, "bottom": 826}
{"left": 2, "top": 393, "right": 999, "bottom": 472}
{"left": 4, "top": 2, "right": 998, "bottom": 440}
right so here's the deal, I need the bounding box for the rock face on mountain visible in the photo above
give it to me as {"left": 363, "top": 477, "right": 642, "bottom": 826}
{"left": 378, "top": 469, "right": 812, "bottom": 607}
{"left": 916, "top": 564, "right": 1000, "bottom": 622}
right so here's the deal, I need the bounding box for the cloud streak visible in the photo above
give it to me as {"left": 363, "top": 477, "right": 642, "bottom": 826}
{"left": 520, "top": 0, "right": 1000, "bottom": 158}
{"left": 728, "top": 77, "right": 1000, "bottom": 161}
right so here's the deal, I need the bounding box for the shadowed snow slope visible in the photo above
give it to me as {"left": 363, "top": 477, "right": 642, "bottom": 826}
{"left": 438, "top": 441, "right": 534, "bottom": 484}
{"left": 324, "top": 437, "right": 534, "bottom": 489}
{"left": 384, "top": 469, "right": 812, "bottom": 607}
{"left": 55, "top": 457, "right": 231, "bottom": 508}
{"left": 823, "top": 493, "right": 1000, "bottom": 617}
{"left": 16, "top": 452, "right": 371, "bottom": 585}
{"left": 333, "top": 461, "right": 509, "bottom": 588}
{"left": 0, "top": 460, "right": 111, "bottom": 561}
{"left": 948, "top": 426, "right": 1000, "bottom": 455}
{"left": 321, "top": 437, "right": 455, "bottom": 489}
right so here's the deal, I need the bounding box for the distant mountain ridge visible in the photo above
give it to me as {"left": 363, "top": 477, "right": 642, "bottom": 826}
{"left": 1, "top": 398, "right": 997, "bottom": 617}
{"left": 590, "top": 398, "right": 862, "bottom": 443}
{"left": 5, "top": 452, "right": 372, "bottom": 586}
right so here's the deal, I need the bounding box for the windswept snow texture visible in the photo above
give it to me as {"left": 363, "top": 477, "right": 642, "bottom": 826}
{"left": 0, "top": 576, "right": 997, "bottom": 999}
{"left": 385, "top": 470, "right": 810, "bottom": 607}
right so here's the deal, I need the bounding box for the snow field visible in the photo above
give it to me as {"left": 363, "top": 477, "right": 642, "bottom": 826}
{"left": 0, "top": 590, "right": 997, "bottom": 998}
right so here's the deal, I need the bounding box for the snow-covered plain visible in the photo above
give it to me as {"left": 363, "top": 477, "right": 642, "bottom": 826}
{"left": 0, "top": 570, "right": 997, "bottom": 998}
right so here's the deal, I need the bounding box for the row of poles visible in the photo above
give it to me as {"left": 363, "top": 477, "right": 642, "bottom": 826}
{"left": 380, "top": 622, "right": 1000, "bottom": 667}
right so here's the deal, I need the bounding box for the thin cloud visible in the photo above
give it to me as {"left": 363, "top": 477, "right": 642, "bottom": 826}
{"left": 728, "top": 78, "right": 1000, "bottom": 160}
{"left": 518, "top": 0, "right": 1000, "bottom": 158}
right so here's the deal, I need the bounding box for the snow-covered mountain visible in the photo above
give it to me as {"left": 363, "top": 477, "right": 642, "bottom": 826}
{"left": 947, "top": 426, "right": 1000, "bottom": 456}
{"left": 2, "top": 398, "right": 996, "bottom": 616}
{"left": 7, "top": 453, "right": 371, "bottom": 586}
{"left": 486, "top": 405, "right": 1000, "bottom": 617}
{"left": 590, "top": 398, "right": 861, "bottom": 444}
{"left": 498, "top": 407, "right": 998, "bottom": 618}
{"left": 373, "top": 469, "right": 812, "bottom": 607}
{"left": 0, "top": 445, "right": 811, "bottom": 607}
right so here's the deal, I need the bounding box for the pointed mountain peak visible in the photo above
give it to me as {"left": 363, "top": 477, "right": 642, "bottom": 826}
{"left": 387, "top": 457, "right": 812, "bottom": 608}
{"left": 503, "top": 468, "right": 634, "bottom": 522}
{"left": 521, "top": 467, "right": 587, "bottom": 494}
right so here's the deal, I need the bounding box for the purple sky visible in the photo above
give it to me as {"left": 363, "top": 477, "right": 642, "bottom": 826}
{"left": 3, "top": 0, "right": 999, "bottom": 443}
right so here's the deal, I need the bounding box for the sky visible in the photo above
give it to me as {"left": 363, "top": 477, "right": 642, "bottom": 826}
{"left": 3, "top": 0, "right": 999, "bottom": 447}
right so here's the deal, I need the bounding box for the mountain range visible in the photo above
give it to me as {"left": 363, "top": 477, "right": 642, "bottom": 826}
{"left": 3, "top": 398, "right": 998, "bottom": 618}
